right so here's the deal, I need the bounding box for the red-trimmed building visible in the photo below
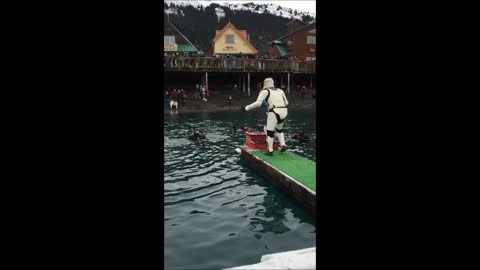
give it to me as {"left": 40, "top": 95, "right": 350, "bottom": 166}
{"left": 268, "top": 19, "right": 316, "bottom": 62}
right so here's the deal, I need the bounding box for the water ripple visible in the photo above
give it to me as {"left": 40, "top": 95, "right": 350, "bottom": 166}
{"left": 164, "top": 111, "right": 316, "bottom": 270}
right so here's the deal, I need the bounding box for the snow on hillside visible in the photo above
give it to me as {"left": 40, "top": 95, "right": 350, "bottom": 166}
{"left": 220, "top": 2, "right": 315, "bottom": 20}
{"left": 214, "top": 7, "right": 225, "bottom": 22}
{"left": 164, "top": 1, "right": 315, "bottom": 21}
{"left": 164, "top": 0, "right": 204, "bottom": 8}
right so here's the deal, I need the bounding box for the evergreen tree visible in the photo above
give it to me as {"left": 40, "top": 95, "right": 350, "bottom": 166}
{"left": 164, "top": 3, "right": 315, "bottom": 55}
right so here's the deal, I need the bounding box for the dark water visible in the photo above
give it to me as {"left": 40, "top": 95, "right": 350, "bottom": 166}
{"left": 164, "top": 111, "right": 316, "bottom": 270}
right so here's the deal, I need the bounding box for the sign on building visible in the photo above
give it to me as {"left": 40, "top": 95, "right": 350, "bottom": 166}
{"left": 165, "top": 44, "right": 178, "bottom": 52}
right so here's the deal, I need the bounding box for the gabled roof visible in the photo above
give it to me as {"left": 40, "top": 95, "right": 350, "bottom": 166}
{"left": 237, "top": 30, "right": 247, "bottom": 40}
{"left": 167, "top": 22, "right": 199, "bottom": 52}
{"left": 287, "top": 19, "right": 305, "bottom": 26}
{"left": 212, "top": 22, "right": 258, "bottom": 54}
{"left": 270, "top": 40, "right": 289, "bottom": 57}
{"left": 177, "top": 44, "right": 198, "bottom": 53}
{"left": 275, "top": 43, "right": 289, "bottom": 57}
{"left": 275, "top": 21, "right": 316, "bottom": 41}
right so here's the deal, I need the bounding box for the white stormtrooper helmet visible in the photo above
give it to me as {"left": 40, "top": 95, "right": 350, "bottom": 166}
{"left": 263, "top": 77, "right": 275, "bottom": 89}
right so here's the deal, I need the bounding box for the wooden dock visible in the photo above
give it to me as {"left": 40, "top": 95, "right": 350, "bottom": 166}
{"left": 164, "top": 56, "right": 316, "bottom": 96}
{"left": 164, "top": 56, "right": 316, "bottom": 74}
{"left": 238, "top": 146, "right": 316, "bottom": 214}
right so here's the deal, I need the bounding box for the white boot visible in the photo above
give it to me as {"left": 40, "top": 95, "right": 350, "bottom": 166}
{"left": 277, "top": 132, "right": 286, "bottom": 147}
{"left": 266, "top": 136, "right": 274, "bottom": 155}
{"left": 277, "top": 132, "right": 287, "bottom": 152}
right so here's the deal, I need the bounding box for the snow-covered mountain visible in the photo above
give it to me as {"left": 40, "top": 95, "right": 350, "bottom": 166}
{"left": 217, "top": 2, "right": 315, "bottom": 20}
{"left": 163, "top": 1, "right": 315, "bottom": 55}
{"left": 164, "top": 1, "right": 315, "bottom": 21}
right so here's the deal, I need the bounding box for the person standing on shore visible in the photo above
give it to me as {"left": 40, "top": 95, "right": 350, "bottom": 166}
{"left": 204, "top": 85, "right": 209, "bottom": 97}
{"left": 170, "top": 89, "right": 179, "bottom": 110}
{"left": 170, "top": 89, "right": 177, "bottom": 103}
{"left": 301, "top": 85, "right": 307, "bottom": 99}
{"left": 180, "top": 89, "right": 186, "bottom": 106}
{"left": 199, "top": 85, "right": 204, "bottom": 101}
{"left": 194, "top": 84, "right": 199, "bottom": 100}
{"left": 240, "top": 77, "right": 288, "bottom": 156}
{"left": 165, "top": 90, "right": 170, "bottom": 107}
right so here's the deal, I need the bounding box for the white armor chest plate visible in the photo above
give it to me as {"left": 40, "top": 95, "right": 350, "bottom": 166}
{"left": 266, "top": 89, "right": 286, "bottom": 109}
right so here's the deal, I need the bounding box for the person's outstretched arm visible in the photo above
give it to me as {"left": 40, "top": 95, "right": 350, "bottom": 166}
{"left": 244, "top": 90, "right": 268, "bottom": 111}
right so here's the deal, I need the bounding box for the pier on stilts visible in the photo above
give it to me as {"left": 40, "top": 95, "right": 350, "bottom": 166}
{"left": 164, "top": 56, "right": 316, "bottom": 97}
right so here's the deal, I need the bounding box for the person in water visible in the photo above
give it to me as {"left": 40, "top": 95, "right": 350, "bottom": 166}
{"left": 233, "top": 125, "right": 255, "bottom": 133}
{"left": 240, "top": 77, "right": 288, "bottom": 156}
{"left": 191, "top": 128, "right": 206, "bottom": 141}
{"left": 292, "top": 129, "right": 311, "bottom": 142}
{"left": 192, "top": 128, "right": 201, "bottom": 140}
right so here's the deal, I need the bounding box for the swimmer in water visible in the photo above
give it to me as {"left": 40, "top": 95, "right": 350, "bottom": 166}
{"left": 190, "top": 128, "right": 206, "bottom": 141}
{"left": 233, "top": 125, "right": 255, "bottom": 133}
{"left": 292, "top": 129, "right": 311, "bottom": 142}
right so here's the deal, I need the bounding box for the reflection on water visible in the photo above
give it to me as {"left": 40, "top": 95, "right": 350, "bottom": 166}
{"left": 164, "top": 111, "right": 316, "bottom": 270}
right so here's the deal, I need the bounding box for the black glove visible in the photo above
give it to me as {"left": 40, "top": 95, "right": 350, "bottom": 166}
{"left": 240, "top": 106, "right": 246, "bottom": 112}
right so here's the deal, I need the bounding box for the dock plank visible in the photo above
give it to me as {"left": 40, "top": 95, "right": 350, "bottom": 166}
{"left": 250, "top": 151, "right": 316, "bottom": 192}
{"left": 239, "top": 146, "right": 316, "bottom": 214}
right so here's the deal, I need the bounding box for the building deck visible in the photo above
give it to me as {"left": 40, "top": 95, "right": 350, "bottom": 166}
{"left": 164, "top": 57, "right": 316, "bottom": 74}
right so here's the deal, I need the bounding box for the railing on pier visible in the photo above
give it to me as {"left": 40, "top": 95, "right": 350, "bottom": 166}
{"left": 163, "top": 57, "right": 316, "bottom": 74}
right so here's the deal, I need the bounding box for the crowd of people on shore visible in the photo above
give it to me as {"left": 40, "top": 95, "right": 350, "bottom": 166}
{"left": 165, "top": 79, "right": 315, "bottom": 111}
{"left": 164, "top": 89, "right": 187, "bottom": 110}
{"left": 165, "top": 83, "right": 212, "bottom": 110}
{"left": 194, "top": 84, "right": 209, "bottom": 102}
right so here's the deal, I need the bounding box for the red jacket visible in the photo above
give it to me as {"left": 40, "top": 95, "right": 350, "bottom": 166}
{"left": 170, "top": 92, "right": 178, "bottom": 101}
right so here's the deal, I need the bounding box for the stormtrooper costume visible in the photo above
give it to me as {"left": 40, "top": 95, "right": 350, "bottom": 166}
{"left": 242, "top": 78, "right": 288, "bottom": 155}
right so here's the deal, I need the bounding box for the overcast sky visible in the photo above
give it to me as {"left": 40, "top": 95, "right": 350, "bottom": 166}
{"left": 203, "top": 1, "right": 316, "bottom": 14}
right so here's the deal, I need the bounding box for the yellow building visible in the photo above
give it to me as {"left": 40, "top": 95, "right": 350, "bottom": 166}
{"left": 212, "top": 22, "right": 258, "bottom": 56}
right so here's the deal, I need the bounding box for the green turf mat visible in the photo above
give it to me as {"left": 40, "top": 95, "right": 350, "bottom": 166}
{"left": 250, "top": 151, "right": 316, "bottom": 191}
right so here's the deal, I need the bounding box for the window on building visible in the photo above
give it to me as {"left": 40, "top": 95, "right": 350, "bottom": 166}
{"left": 164, "top": 36, "right": 175, "bottom": 44}
{"left": 307, "top": 35, "right": 316, "bottom": 44}
{"left": 226, "top": 35, "right": 234, "bottom": 44}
